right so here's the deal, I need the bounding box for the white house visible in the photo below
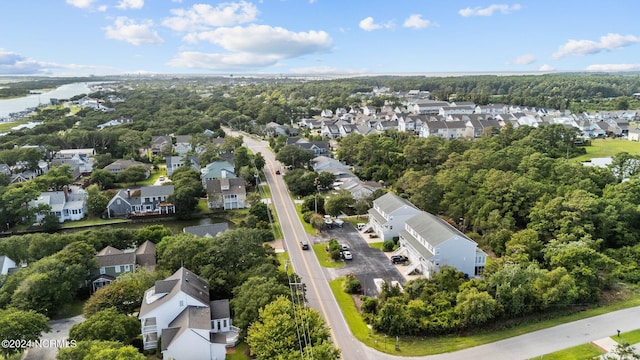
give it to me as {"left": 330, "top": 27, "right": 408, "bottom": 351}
{"left": 139, "top": 267, "right": 238, "bottom": 358}
{"left": 368, "top": 193, "right": 421, "bottom": 240}
{"left": 0, "top": 255, "right": 17, "bottom": 275}
{"left": 31, "top": 185, "right": 87, "bottom": 223}
{"left": 397, "top": 211, "right": 487, "bottom": 278}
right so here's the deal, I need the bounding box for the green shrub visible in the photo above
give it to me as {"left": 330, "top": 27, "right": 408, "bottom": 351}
{"left": 382, "top": 240, "right": 395, "bottom": 252}
{"left": 302, "top": 211, "right": 313, "bottom": 223}
{"left": 343, "top": 274, "right": 361, "bottom": 294}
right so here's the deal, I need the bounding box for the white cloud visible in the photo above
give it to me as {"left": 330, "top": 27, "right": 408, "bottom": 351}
{"left": 117, "top": 0, "right": 144, "bottom": 10}
{"left": 586, "top": 63, "right": 640, "bottom": 72}
{"left": 539, "top": 64, "right": 555, "bottom": 72}
{"left": 98, "top": 5, "right": 107, "bottom": 11}
{"left": 509, "top": 54, "right": 536, "bottom": 65}
{"left": 459, "top": 4, "right": 521, "bottom": 17}
{"left": 0, "top": 48, "right": 113, "bottom": 75}
{"left": 163, "top": 1, "right": 258, "bottom": 32}
{"left": 167, "top": 51, "right": 281, "bottom": 70}
{"left": 403, "top": 14, "right": 432, "bottom": 29}
{"left": 104, "top": 17, "right": 164, "bottom": 45}
{"left": 359, "top": 17, "right": 394, "bottom": 31}
{"left": 66, "top": 0, "right": 95, "bottom": 9}
{"left": 184, "top": 24, "right": 332, "bottom": 58}
{"left": 552, "top": 33, "right": 640, "bottom": 59}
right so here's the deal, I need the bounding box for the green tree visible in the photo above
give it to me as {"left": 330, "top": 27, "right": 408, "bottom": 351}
{"left": 90, "top": 169, "right": 116, "bottom": 190}
{"left": 231, "top": 276, "right": 290, "bottom": 333}
{"left": 454, "top": 287, "right": 498, "bottom": 327}
{"left": 135, "top": 224, "right": 173, "bottom": 245}
{"left": 69, "top": 308, "right": 140, "bottom": 344}
{"left": 34, "top": 165, "right": 74, "bottom": 191}
{"left": 86, "top": 185, "right": 110, "bottom": 216}
{"left": 57, "top": 340, "right": 145, "bottom": 360}
{"left": 2, "top": 182, "right": 42, "bottom": 225}
{"left": 83, "top": 269, "right": 157, "bottom": 317}
{"left": 247, "top": 296, "right": 338, "bottom": 360}
{"left": 116, "top": 165, "right": 148, "bottom": 184}
{"left": 276, "top": 145, "right": 314, "bottom": 168}
{"left": 0, "top": 309, "right": 50, "bottom": 358}
{"left": 324, "top": 191, "right": 354, "bottom": 217}
{"left": 316, "top": 172, "right": 336, "bottom": 190}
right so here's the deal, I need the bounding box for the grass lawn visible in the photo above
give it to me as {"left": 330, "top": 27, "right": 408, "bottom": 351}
{"left": 536, "top": 343, "right": 604, "bottom": 360}
{"left": 614, "top": 328, "right": 640, "bottom": 345}
{"left": 328, "top": 282, "right": 640, "bottom": 356}
{"left": 342, "top": 215, "right": 369, "bottom": 228}
{"left": 294, "top": 204, "right": 317, "bottom": 235}
{"left": 226, "top": 342, "right": 251, "bottom": 360}
{"left": 313, "top": 244, "right": 344, "bottom": 269}
{"left": 368, "top": 241, "right": 384, "bottom": 251}
{"left": 0, "top": 119, "right": 30, "bottom": 132}
{"left": 60, "top": 217, "right": 130, "bottom": 229}
{"left": 276, "top": 251, "right": 293, "bottom": 274}
{"left": 572, "top": 139, "right": 640, "bottom": 162}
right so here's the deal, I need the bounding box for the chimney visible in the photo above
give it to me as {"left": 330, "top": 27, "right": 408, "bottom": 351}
{"left": 127, "top": 189, "right": 131, "bottom": 198}
{"left": 63, "top": 185, "right": 69, "bottom": 201}
{"left": 221, "top": 169, "right": 227, "bottom": 179}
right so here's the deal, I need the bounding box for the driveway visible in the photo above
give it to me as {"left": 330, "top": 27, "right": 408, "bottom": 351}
{"left": 313, "top": 223, "right": 406, "bottom": 297}
{"left": 23, "top": 315, "right": 84, "bottom": 360}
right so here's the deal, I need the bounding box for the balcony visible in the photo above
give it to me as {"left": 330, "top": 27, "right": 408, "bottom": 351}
{"left": 143, "top": 332, "right": 158, "bottom": 350}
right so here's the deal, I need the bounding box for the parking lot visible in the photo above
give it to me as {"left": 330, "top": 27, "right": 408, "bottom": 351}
{"left": 313, "top": 222, "right": 408, "bottom": 297}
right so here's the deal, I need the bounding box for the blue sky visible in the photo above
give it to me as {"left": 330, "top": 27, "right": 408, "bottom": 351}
{"left": 1, "top": 1, "right": 640, "bottom": 75}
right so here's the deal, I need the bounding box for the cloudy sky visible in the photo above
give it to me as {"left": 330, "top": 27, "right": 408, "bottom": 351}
{"left": 1, "top": 0, "right": 639, "bottom": 75}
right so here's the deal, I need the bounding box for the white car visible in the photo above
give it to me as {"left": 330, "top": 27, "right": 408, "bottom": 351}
{"left": 341, "top": 244, "right": 349, "bottom": 251}
{"left": 342, "top": 250, "right": 353, "bottom": 260}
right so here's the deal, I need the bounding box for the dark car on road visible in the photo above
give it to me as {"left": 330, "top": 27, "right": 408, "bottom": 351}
{"left": 390, "top": 255, "right": 408, "bottom": 264}
{"left": 300, "top": 241, "right": 309, "bottom": 250}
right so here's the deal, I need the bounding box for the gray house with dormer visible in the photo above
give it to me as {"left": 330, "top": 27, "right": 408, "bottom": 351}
{"left": 106, "top": 185, "right": 175, "bottom": 218}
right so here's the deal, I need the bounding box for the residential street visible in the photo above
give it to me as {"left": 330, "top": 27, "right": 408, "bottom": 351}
{"left": 233, "top": 129, "right": 640, "bottom": 360}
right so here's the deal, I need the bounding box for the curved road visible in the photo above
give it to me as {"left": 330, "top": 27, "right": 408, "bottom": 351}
{"left": 234, "top": 130, "right": 640, "bottom": 360}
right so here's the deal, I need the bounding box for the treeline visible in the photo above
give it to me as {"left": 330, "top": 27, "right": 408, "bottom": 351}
{"left": 0, "top": 77, "right": 102, "bottom": 99}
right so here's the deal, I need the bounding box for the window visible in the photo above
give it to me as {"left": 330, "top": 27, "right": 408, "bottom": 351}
{"left": 116, "top": 199, "right": 121, "bottom": 205}
{"left": 115, "top": 266, "right": 121, "bottom": 273}
{"left": 179, "top": 300, "right": 184, "bottom": 307}
{"left": 223, "top": 319, "right": 227, "bottom": 328}
{"left": 99, "top": 267, "right": 106, "bottom": 274}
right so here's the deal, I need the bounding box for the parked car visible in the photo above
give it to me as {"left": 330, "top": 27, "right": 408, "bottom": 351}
{"left": 300, "top": 241, "right": 309, "bottom": 250}
{"left": 357, "top": 223, "right": 367, "bottom": 231}
{"left": 390, "top": 255, "right": 408, "bottom": 264}
{"left": 342, "top": 250, "right": 353, "bottom": 260}
{"left": 159, "top": 176, "right": 165, "bottom": 181}
{"left": 333, "top": 218, "right": 344, "bottom": 227}
{"left": 341, "top": 244, "right": 349, "bottom": 251}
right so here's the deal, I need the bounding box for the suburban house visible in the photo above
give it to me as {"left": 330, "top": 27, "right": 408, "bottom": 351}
{"left": 106, "top": 185, "right": 175, "bottom": 218}
{"left": 205, "top": 178, "right": 247, "bottom": 210}
{"left": 397, "top": 211, "right": 487, "bottom": 278}
{"left": 311, "top": 156, "right": 355, "bottom": 180}
{"left": 151, "top": 135, "right": 173, "bottom": 157}
{"left": 52, "top": 149, "right": 95, "bottom": 175}
{"left": 138, "top": 267, "right": 238, "bottom": 358}
{"left": 174, "top": 135, "right": 193, "bottom": 155}
{"left": 265, "top": 122, "right": 297, "bottom": 137}
{"left": 183, "top": 223, "right": 229, "bottom": 238}
{"left": 336, "top": 177, "right": 381, "bottom": 200}
{"left": 91, "top": 240, "right": 157, "bottom": 292}
{"left": 0, "top": 255, "right": 17, "bottom": 275}
{"left": 166, "top": 155, "right": 200, "bottom": 176}
{"left": 289, "top": 139, "right": 331, "bottom": 157}
{"left": 104, "top": 159, "right": 151, "bottom": 177}
{"left": 368, "top": 193, "right": 422, "bottom": 240}
{"left": 200, "top": 161, "right": 236, "bottom": 187}
{"left": 97, "top": 117, "right": 133, "bottom": 130}
{"left": 31, "top": 185, "right": 87, "bottom": 223}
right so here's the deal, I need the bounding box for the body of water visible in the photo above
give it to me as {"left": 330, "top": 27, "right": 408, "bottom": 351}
{"left": 0, "top": 82, "right": 95, "bottom": 119}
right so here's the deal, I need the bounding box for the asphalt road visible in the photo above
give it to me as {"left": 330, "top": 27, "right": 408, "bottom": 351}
{"left": 232, "top": 130, "right": 640, "bottom": 360}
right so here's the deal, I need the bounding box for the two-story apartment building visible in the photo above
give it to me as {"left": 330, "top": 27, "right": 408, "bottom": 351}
{"left": 138, "top": 267, "right": 238, "bottom": 359}
{"left": 368, "top": 193, "right": 422, "bottom": 240}
{"left": 398, "top": 211, "right": 487, "bottom": 278}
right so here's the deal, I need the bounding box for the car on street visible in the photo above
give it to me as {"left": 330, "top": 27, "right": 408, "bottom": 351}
{"left": 341, "top": 244, "right": 349, "bottom": 251}
{"left": 390, "top": 255, "right": 408, "bottom": 264}
{"left": 342, "top": 250, "right": 353, "bottom": 260}
{"left": 275, "top": 169, "right": 281, "bottom": 174}
{"left": 300, "top": 241, "right": 309, "bottom": 250}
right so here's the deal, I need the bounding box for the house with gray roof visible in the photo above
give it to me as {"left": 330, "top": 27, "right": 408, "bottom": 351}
{"left": 151, "top": 135, "right": 172, "bottom": 157}
{"left": 311, "top": 156, "right": 355, "bottom": 180}
{"left": 397, "top": 211, "right": 487, "bottom": 278}
{"left": 183, "top": 223, "right": 229, "bottom": 238}
{"left": 104, "top": 159, "right": 151, "bottom": 177}
{"left": 166, "top": 155, "right": 200, "bottom": 176}
{"left": 106, "top": 185, "right": 175, "bottom": 218}
{"left": 205, "top": 178, "right": 247, "bottom": 210}
{"left": 368, "top": 192, "right": 421, "bottom": 240}
{"left": 91, "top": 240, "right": 156, "bottom": 292}
{"left": 138, "top": 267, "right": 238, "bottom": 356}
{"left": 31, "top": 185, "right": 87, "bottom": 223}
